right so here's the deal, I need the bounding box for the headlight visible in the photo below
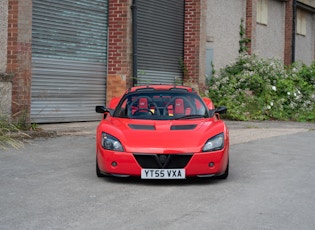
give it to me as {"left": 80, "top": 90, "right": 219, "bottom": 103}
{"left": 101, "top": 132, "right": 124, "bottom": 152}
{"left": 202, "top": 133, "right": 224, "bottom": 152}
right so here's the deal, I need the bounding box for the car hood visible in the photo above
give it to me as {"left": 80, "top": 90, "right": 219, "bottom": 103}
{"left": 98, "top": 118, "right": 227, "bottom": 153}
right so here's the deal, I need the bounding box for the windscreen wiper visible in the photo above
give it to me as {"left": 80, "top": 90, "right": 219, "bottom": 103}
{"left": 174, "top": 115, "right": 205, "bottom": 120}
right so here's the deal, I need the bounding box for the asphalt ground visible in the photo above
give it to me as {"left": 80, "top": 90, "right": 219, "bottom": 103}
{"left": 2, "top": 120, "right": 315, "bottom": 230}
{"left": 38, "top": 120, "right": 315, "bottom": 145}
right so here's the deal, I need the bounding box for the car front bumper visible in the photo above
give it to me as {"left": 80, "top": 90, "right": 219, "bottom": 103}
{"left": 96, "top": 147, "right": 229, "bottom": 178}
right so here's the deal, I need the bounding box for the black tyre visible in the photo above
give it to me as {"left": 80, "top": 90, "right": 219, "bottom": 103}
{"left": 217, "top": 159, "right": 229, "bottom": 179}
{"left": 96, "top": 160, "right": 105, "bottom": 177}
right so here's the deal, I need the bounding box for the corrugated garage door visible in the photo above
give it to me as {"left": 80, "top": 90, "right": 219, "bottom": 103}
{"left": 137, "top": 0, "right": 184, "bottom": 85}
{"left": 31, "top": 0, "right": 108, "bottom": 123}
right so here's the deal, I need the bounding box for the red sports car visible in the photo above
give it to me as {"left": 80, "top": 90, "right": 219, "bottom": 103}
{"left": 95, "top": 85, "right": 229, "bottom": 180}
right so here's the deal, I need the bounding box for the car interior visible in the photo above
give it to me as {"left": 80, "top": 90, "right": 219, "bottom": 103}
{"left": 115, "top": 93, "right": 207, "bottom": 119}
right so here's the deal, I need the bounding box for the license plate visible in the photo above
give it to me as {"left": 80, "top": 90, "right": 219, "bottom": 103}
{"left": 141, "top": 169, "right": 185, "bottom": 179}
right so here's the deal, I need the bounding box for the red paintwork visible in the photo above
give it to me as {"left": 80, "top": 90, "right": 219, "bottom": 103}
{"left": 108, "top": 97, "right": 121, "bottom": 109}
{"left": 96, "top": 85, "right": 229, "bottom": 178}
{"left": 203, "top": 97, "right": 215, "bottom": 110}
{"left": 127, "top": 84, "right": 196, "bottom": 93}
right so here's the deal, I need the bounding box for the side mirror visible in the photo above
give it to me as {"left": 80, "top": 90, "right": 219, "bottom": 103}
{"left": 95, "top": 106, "right": 108, "bottom": 113}
{"left": 95, "top": 106, "right": 114, "bottom": 119}
{"left": 215, "top": 106, "right": 227, "bottom": 114}
{"left": 209, "top": 106, "right": 227, "bottom": 118}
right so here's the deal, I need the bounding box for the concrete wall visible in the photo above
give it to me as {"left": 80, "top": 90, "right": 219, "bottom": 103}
{"left": 0, "top": 0, "right": 8, "bottom": 73}
{"left": 206, "top": 0, "right": 246, "bottom": 70}
{"left": 0, "top": 80, "right": 12, "bottom": 117}
{"left": 255, "top": 0, "right": 286, "bottom": 60}
{"left": 295, "top": 13, "right": 315, "bottom": 65}
{"left": 299, "top": 0, "right": 315, "bottom": 8}
{"left": 0, "top": 0, "right": 10, "bottom": 117}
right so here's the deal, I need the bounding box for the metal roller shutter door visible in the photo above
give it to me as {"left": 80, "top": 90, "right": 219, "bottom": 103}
{"left": 31, "top": 0, "right": 108, "bottom": 123}
{"left": 137, "top": 0, "right": 184, "bottom": 85}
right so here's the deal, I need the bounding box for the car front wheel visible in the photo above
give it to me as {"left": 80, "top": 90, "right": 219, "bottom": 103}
{"left": 96, "top": 160, "right": 105, "bottom": 177}
{"left": 217, "top": 159, "right": 229, "bottom": 179}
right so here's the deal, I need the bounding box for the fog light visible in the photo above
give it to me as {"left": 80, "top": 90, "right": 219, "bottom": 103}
{"left": 209, "top": 162, "right": 215, "bottom": 167}
{"left": 111, "top": 161, "right": 117, "bottom": 167}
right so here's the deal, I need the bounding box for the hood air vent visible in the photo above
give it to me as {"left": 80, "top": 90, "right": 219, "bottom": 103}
{"left": 128, "top": 124, "right": 155, "bottom": 130}
{"left": 170, "top": 125, "right": 197, "bottom": 130}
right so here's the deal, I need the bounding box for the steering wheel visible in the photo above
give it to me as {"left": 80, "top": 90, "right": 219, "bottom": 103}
{"left": 128, "top": 96, "right": 160, "bottom": 116}
{"left": 163, "top": 97, "right": 196, "bottom": 115}
{"left": 133, "top": 108, "right": 154, "bottom": 116}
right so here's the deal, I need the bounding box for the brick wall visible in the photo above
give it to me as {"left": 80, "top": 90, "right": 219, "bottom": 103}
{"left": 7, "top": 0, "right": 32, "bottom": 123}
{"left": 106, "top": 0, "right": 132, "bottom": 105}
{"left": 246, "top": 0, "right": 253, "bottom": 54}
{"left": 284, "top": 0, "right": 293, "bottom": 65}
{"left": 4, "top": 0, "right": 300, "bottom": 123}
{"left": 106, "top": 0, "right": 207, "bottom": 99}
{"left": 184, "top": 0, "right": 202, "bottom": 89}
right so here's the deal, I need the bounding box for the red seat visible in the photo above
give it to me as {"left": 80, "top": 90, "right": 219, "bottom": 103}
{"left": 138, "top": 97, "right": 148, "bottom": 111}
{"left": 131, "top": 97, "right": 149, "bottom": 115}
{"left": 174, "top": 98, "right": 185, "bottom": 115}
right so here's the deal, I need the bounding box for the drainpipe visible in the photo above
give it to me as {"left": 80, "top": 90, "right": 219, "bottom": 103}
{"left": 292, "top": 0, "right": 297, "bottom": 63}
{"left": 131, "top": 0, "right": 138, "bottom": 86}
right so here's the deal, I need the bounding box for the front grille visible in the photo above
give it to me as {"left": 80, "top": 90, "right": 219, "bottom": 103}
{"left": 133, "top": 154, "right": 193, "bottom": 169}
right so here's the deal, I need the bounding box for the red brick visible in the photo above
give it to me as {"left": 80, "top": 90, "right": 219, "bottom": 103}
{"left": 284, "top": 0, "right": 293, "bottom": 65}
{"left": 7, "top": 0, "right": 32, "bottom": 123}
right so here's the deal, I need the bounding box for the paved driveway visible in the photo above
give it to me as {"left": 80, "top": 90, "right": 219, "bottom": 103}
{"left": 1, "top": 121, "right": 315, "bottom": 230}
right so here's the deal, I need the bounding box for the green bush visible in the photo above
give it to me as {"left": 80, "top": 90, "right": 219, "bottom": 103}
{"left": 208, "top": 53, "right": 315, "bottom": 122}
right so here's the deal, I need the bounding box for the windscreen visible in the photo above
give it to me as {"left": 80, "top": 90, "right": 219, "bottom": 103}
{"left": 113, "top": 91, "right": 209, "bottom": 120}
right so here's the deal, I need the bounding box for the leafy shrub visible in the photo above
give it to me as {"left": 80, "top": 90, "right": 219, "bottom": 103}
{"left": 208, "top": 53, "right": 315, "bottom": 121}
